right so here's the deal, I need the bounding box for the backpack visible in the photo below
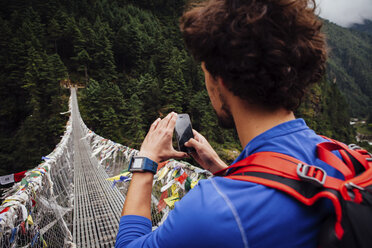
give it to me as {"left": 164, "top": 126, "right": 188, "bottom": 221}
{"left": 214, "top": 137, "right": 372, "bottom": 248}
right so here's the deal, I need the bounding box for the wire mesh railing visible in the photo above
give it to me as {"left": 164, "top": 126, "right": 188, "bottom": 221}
{"left": 0, "top": 94, "right": 75, "bottom": 248}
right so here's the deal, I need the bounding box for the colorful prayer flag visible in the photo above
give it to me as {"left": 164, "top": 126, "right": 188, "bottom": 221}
{"left": 157, "top": 190, "right": 168, "bottom": 212}
{"left": 164, "top": 193, "right": 179, "bottom": 208}
{"left": 175, "top": 172, "right": 188, "bottom": 184}
{"left": 27, "top": 215, "right": 34, "bottom": 225}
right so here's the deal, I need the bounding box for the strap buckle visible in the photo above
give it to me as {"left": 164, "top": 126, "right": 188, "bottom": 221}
{"left": 348, "top": 144, "right": 372, "bottom": 162}
{"left": 348, "top": 144, "right": 361, "bottom": 150}
{"left": 297, "top": 164, "right": 326, "bottom": 187}
{"left": 345, "top": 182, "right": 365, "bottom": 191}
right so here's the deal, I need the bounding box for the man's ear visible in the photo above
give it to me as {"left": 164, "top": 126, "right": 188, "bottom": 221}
{"left": 217, "top": 77, "right": 229, "bottom": 91}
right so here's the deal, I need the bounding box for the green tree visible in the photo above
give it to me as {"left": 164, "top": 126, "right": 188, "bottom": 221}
{"left": 160, "top": 48, "right": 187, "bottom": 113}
{"left": 47, "top": 18, "right": 62, "bottom": 53}
{"left": 137, "top": 73, "right": 162, "bottom": 126}
{"left": 123, "top": 94, "right": 146, "bottom": 147}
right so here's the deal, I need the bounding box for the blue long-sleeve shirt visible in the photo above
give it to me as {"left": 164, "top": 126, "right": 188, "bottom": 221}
{"left": 116, "top": 119, "right": 343, "bottom": 247}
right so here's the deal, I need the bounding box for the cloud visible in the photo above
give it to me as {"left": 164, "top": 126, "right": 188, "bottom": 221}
{"left": 315, "top": 0, "right": 372, "bottom": 27}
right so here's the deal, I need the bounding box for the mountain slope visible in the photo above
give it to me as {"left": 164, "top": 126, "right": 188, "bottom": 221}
{"left": 351, "top": 20, "right": 372, "bottom": 36}
{"left": 323, "top": 20, "right": 372, "bottom": 118}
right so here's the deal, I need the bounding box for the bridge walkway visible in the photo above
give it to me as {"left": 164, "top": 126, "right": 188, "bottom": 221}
{"left": 71, "top": 88, "right": 125, "bottom": 247}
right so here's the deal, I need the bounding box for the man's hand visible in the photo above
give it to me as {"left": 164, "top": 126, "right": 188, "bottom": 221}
{"left": 185, "top": 130, "right": 228, "bottom": 173}
{"left": 138, "top": 112, "right": 188, "bottom": 163}
{"left": 122, "top": 112, "right": 188, "bottom": 218}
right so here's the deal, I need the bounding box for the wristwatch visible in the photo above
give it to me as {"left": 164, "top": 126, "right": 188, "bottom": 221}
{"left": 128, "top": 156, "right": 158, "bottom": 174}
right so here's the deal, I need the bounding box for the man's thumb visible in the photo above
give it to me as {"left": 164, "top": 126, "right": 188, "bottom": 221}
{"left": 184, "top": 138, "right": 200, "bottom": 150}
{"left": 172, "top": 151, "right": 189, "bottom": 159}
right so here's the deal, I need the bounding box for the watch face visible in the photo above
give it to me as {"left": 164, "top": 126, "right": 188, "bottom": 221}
{"left": 132, "top": 158, "right": 143, "bottom": 169}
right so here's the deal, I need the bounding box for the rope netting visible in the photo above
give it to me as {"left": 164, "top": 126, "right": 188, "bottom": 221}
{"left": 0, "top": 88, "right": 212, "bottom": 247}
{"left": 0, "top": 95, "right": 75, "bottom": 248}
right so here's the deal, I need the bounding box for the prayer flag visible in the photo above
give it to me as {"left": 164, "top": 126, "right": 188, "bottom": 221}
{"left": 10, "top": 227, "right": 17, "bottom": 243}
{"left": 164, "top": 193, "right": 179, "bottom": 208}
{"left": 191, "top": 178, "right": 200, "bottom": 189}
{"left": 157, "top": 190, "right": 168, "bottom": 212}
{"left": 185, "top": 176, "right": 192, "bottom": 191}
{"left": 175, "top": 172, "right": 188, "bottom": 184}
{"left": 27, "top": 215, "right": 34, "bottom": 225}
{"left": 14, "top": 171, "right": 26, "bottom": 182}
{"left": 0, "top": 207, "right": 10, "bottom": 214}
{"left": 21, "top": 178, "right": 28, "bottom": 186}
{"left": 171, "top": 184, "right": 178, "bottom": 195}
{"left": 106, "top": 172, "right": 131, "bottom": 181}
{"left": 20, "top": 221, "right": 26, "bottom": 234}
{"left": 0, "top": 174, "right": 14, "bottom": 185}
{"left": 157, "top": 167, "right": 169, "bottom": 181}
{"left": 172, "top": 169, "right": 179, "bottom": 178}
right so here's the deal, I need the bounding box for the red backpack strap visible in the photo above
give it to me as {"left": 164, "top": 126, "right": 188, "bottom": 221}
{"left": 317, "top": 142, "right": 355, "bottom": 179}
{"left": 216, "top": 152, "right": 344, "bottom": 190}
{"left": 215, "top": 152, "right": 346, "bottom": 240}
{"left": 319, "top": 136, "right": 371, "bottom": 175}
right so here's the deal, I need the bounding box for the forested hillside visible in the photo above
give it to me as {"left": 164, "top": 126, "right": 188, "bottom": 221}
{"left": 351, "top": 20, "right": 372, "bottom": 36}
{"left": 323, "top": 20, "right": 372, "bottom": 118}
{"left": 0, "top": 0, "right": 364, "bottom": 175}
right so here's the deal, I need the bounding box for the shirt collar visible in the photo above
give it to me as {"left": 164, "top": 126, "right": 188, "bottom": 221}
{"left": 232, "top": 118, "right": 309, "bottom": 164}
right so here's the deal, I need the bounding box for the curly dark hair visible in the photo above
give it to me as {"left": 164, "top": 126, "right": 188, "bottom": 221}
{"left": 180, "top": 0, "right": 327, "bottom": 111}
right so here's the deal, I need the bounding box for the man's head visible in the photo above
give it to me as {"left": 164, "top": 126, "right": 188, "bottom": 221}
{"left": 180, "top": 0, "right": 327, "bottom": 120}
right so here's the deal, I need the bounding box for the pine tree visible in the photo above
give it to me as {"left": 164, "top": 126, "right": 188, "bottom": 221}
{"left": 47, "top": 18, "right": 62, "bottom": 53}
{"left": 88, "top": 18, "right": 117, "bottom": 82}
{"left": 137, "top": 73, "right": 162, "bottom": 126}
{"left": 114, "top": 22, "right": 144, "bottom": 72}
{"left": 123, "top": 93, "right": 145, "bottom": 147}
{"left": 160, "top": 48, "right": 187, "bottom": 113}
{"left": 73, "top": 49, "right": 91, "bottom": 84}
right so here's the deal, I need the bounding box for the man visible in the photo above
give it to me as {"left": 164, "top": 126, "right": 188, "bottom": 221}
{"left": 116, "top": 0, "right": 342, "bottom": 247}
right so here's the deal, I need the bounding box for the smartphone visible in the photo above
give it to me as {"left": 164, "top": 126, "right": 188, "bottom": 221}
{"left": 175, "top": 114, "right": 195, "bottom": 153}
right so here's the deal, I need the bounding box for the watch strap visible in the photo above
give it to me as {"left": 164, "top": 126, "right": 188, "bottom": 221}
{"left": 129, "top": 156, "right": 158, "bottom": 174}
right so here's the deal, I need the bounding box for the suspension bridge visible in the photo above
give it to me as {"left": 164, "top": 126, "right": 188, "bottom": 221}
{"left": 0, "top": 88, "right": 211, "bottom": 247}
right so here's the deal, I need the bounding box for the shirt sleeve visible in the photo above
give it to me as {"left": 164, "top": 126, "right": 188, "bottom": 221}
{"left": 115, "top": 215, "right": 152, "bottom": 248}
{"left": 114, "top": 178, "right": 246, "bottom": 248}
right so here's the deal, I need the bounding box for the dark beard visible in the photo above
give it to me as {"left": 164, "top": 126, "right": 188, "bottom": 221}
{"left": 216, "top": 93, "right": 235, "bottom": 129}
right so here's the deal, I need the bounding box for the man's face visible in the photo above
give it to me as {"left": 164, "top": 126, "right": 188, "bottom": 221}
{"left": 201, "top": 63, "right": 235, "bottom": 129}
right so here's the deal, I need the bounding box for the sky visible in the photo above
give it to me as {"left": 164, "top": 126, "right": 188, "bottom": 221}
{"left": 315, "top": 0, "right": 372, "bottom": 27}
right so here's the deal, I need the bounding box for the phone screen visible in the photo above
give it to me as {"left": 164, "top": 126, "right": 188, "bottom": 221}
{"left": 175, "top": 114, "right": 195, "bottom": 153}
